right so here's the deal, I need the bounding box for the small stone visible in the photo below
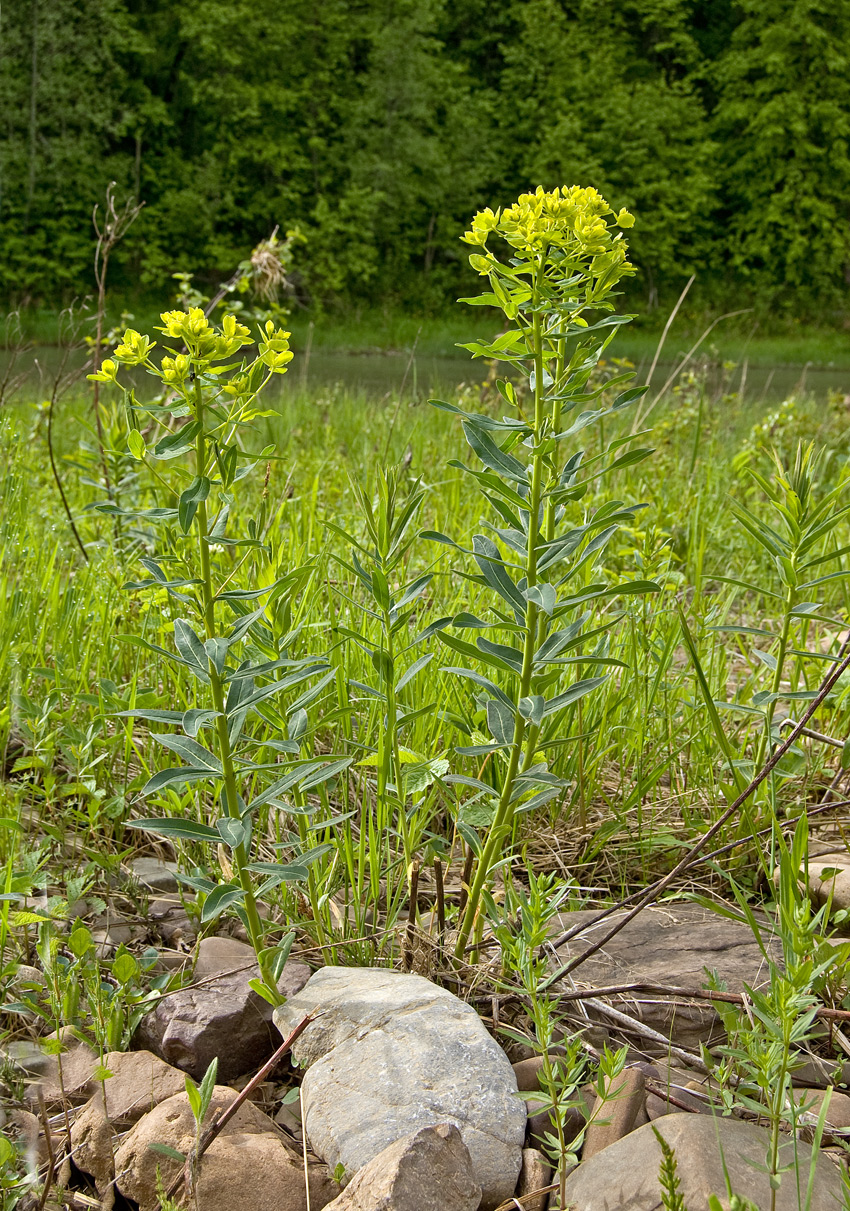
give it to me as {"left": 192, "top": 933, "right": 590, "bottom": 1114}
{"left": 114, "top": 1086, "right": 335, "bottom": 1211}
{"left": 562, "top": 1113, "right": 844, "bottom": 1210}
{"left": 791, "top": 1057, "right": 850, "bottom": 1089}
{"left": 12, "top": 965, "right": 47, "bottom": 990}
{"left": 796, "top": 1086, "right": 850, "bottom": 1130}
{"left": 134, "top": 936, "right": 310, "bottom": 1081}
{"left": 644, "top": 1061, "right": 710, "bottom": 1119}
{"left": 582, "top": 1067, "right": 648, "bottom": 1160}
{"left": 273, "top": 967, "right": 525, "bottom": 1210}
{"left": 275, "top": 1097, "right": 303, "bottom": 1138}
{"left": 513, "top": 1056, "right": 546, "bottom": 1092}
{"left": 153, "top": 949, "right": 192, "bottom": 972}
{"left": 127, "top": 856, "right": 179, "bottom": 893}
{"left": 800, "top": 854, "right": 850, "bottom": 915}
{"left": 149, "top": 896, "right": 197, "bottom": 946}
{"left": 10, "top": 1109, "right": 51, "bottom": 1169}
{"left": 91, "top": 914, "right": 134, "bottom": 958}
{"left": 516, "top": 1147, "right": 552, "bottom": 1211}
{"left": 5, "top": 1040, "right": 50, "bottom": 1076}
{"left": 645, "top": 1084, "right": 707, "bottom": 1119}
{"left": 21, "top": 1033, "right": 97, "bottom": 1110}
{"left": 322, "top": 1123, "right": 481, "bottom": 1211}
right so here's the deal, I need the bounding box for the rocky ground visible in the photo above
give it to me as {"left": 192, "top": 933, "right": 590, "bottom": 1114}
{"left": 4, "top": 856, "right": 850, "bottom": 1210}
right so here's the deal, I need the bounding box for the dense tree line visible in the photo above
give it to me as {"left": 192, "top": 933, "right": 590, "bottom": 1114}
{"left": 1, "top": 0, "right": 848, "bottom": 316}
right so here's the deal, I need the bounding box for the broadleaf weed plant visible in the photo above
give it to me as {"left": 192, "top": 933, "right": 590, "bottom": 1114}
{"left": 88, "top": 308, "right": 343, "bottom": 1005}
{"left": 429, "top": 186, "right": 658, "bottom": 959}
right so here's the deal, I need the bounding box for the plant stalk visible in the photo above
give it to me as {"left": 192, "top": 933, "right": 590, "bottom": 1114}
{"left": 193, "top": 379, "right": 279, "bottom": 1002}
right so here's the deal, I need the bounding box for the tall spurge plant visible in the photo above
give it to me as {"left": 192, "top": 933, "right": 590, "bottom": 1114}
{"left": 90, "top": 309, "right": 332, "bottom": 1005}
{"left": 431, "top": 187, "right": 657, "bottom": 959}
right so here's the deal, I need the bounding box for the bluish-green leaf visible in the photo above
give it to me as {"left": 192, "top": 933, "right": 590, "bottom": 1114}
{"left": 201, "top": 884, "right": 245, "bottom": 923}
{"left": 152, "top": 733, "right": 221, "bottom": 772}
{"left": 127, "top": 817, "right": 219, "bottom": 842}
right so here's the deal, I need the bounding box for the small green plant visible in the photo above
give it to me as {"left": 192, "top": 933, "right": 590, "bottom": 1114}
{"left": 653, "top": 1127, "right": 687, "bottom": 1211}
{"left": 327, "top": 467, "right": 446, "bottom": 931}
{"left": 89, "top": 307, "right": 343, "bottom": 1004}
{"left": 725, "top": 442, "right": 850, "bottom": 772}
{"left": 184, "top": 1057, "right": 219, "bottom": 1193}
{"left": 429, "top": 186, "right": 657, "bottom": 957}
{"left": 0, "top": 1131, "right": 36, "bottom": 1211}
{"left": 706, "top": 817, "right": 837, "bottom": 1211}
{"left": 491, "top": 866, "right": 628, "bottom": 1208}
{"left": 6, "top": 903, "right": 158, "bottom": 1058}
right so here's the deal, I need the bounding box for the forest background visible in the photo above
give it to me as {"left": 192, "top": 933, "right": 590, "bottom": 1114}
{"left": 2, "top": 0, "right": 849, "bottom": 325}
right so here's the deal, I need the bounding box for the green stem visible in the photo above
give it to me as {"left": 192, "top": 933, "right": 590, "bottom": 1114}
{"left": 455, "top": 285, "right": 546, "bottom": 960}
{"left": 383, "top": 604, "right": 409, "bottom": 866}
{"left": 754, "top": 569, "right": 796, "bottom": 771}
{"left": 192, "top": 378, "right": 280, "bottom": 1003}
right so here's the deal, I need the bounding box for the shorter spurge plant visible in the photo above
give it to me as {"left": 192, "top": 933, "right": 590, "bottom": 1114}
{"left": 90, "top": 308, "right": 350, "bottom": 1005}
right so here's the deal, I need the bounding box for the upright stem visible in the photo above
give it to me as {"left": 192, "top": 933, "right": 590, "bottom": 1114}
{"left": 754, "top": 563, "right": 796, "bottom": 771}
{"left": 192, "top": 378, "right": 279, "bottom": 1002}
{"left": 92, "top": 246, "right": 114, "bottom": 503}
{"left": 455, "top": 275, "right": 546, "bottom": 959}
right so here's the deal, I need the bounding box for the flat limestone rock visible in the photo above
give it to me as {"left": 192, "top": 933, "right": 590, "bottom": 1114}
{"left": 551, "top": 903, "right": 780, "bottom": 1053}
{"left": 562, "top": 1113, "right": 844, "bottom": 1211}
{"left": 273, "top": 967, "right": 525, "bottom": 1210}
{"left": 135, "top": 935, "right": 310, "bottom": 1080}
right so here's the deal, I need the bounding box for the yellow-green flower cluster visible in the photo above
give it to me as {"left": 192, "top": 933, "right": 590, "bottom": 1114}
{"left": 463, "top": 186, "right": 634, "bottom": 291}
{"left": 160, "top": 353, "right": 191, "bottom": 386}
{"left": 258, "top": 319, "right": 293, "bottom": 374}
{"left": 114, "top": 329, "right": 156, "bottom": 365}
{"left": 156, "top": 308, "right": 252, "bottom": 362}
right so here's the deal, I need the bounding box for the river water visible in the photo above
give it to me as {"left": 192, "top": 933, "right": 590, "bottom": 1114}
{"left": 4, "top": 346, "right": 850, "bottom": 405}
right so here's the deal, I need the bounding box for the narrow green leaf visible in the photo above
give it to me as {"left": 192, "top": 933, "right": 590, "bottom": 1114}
{"left": 127, "top": 817, "right": 219, "bottom": 842}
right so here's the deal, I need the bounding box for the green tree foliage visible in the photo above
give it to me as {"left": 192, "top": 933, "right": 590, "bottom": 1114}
{"left": 0, "top": 0, "right": 133, "bottom": 298}
{"left": 500, "top": 0, "right": 717, "bottom": 306}
{"left": 1, "top": 0, "right": 850, "bottom": 316}
{"left": 711, "top": 0, "right": 850, "bottom": 309}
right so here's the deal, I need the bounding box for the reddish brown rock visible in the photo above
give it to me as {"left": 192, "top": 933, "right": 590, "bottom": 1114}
{"left": 135, "top": 936, "right": 310, "bottom": 1080}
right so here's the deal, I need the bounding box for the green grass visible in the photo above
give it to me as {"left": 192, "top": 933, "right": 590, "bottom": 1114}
{"left": 4, "top": 368, "right": 850, "bottom": 882}
{"left": 3, "top": 348, "right": 850, "bottom": 1198}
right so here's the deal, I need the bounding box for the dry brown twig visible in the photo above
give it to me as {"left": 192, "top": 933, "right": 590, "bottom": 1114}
{"left": 542, "top": 643, "right": 850, "bottom": 992}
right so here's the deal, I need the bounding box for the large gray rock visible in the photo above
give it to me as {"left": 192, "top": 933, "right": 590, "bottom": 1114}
{"left": 323, "top": 1124, "right": 481, "bottom": 1211}
{"left": 273, "top": 967, "right": 525, "bottom": 1210}
{"left": 562, "top": 1113, "right": 844, "bottom": 1210}
{"left": 551, "top": 904, "right": 780, "bottom": 1053}
{"left": 135, "top": 935, "right": 310, "bottom": 1080}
